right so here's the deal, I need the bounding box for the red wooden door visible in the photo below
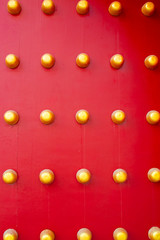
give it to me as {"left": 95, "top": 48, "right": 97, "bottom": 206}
{"left": 0, "top": 1, "right": 160, "bottom": 240}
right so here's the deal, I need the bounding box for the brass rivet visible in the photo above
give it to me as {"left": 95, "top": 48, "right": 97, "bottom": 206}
{"left": 40, "top": 230, "right": 55, "bottom": 240}
{"left": 39, "top": 169, "right": 55, "bottom": 184}
{"left": 148, "top": 168, "right": 160, "bottom": 182}
{"left": 110, "top": 54, "right": 124, "bottom": 69}
{"left": 141, "top": 2, "right": 155, "bottom": 16}
{"left": 75, "top": 109, "right": 89, "bottom": 124}
{"left": 76, "top": 0, "right": 89, "bottom": 15}
{"left": 7, "top": 0, "right": 21, "bottom": 15}
{"left": 77, "top": 228, "right": 92, "bottom": 240}
{"left": 146, "top": 110, "right": 160, "bottom": 125}
{"left": 42, "top": 0, "right": 55, "bottom": 15}
{"left": 111, "top": 110, "right": 125, "bottom": 124}
{"left": 144, "top": 55, "right": 158, "bottom": 70}
{"left": 41, "top": 53, "right": 55, "bottom": 69}
{"left": 3, "top": 229, "right": 18, "bottom": 240}
{"left": 4, "top": 110, "right": 19, "bottom": 125}
{"left": 113, "top": 228, "right": 128, "bottom": 240}
{"left": 3, "top": 169, "right": 17, "bottom": 184}
{"left": 5, "top": 54, "right": 20, "bottom": 69}
{"left": 148, "top": 227, "right": 160, "bottom": 240}
{"left": 108, "top": 1, "right": 122, "bottom": 16}
{"left": 40, "top": 110, "right": 55, "bottom": 125}
{"left": 113, "top": 169, "right": 127, "bottom": 183}
{"left": 76, "top": 53, "right": 90, "bottom": 68}
{"left": 76, "top": 169, "right": 91, "bottom": 184}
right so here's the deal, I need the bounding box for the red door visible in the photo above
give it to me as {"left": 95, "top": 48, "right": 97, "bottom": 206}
{"left": 0, "top": 1, "right": 160, "bottom": 240}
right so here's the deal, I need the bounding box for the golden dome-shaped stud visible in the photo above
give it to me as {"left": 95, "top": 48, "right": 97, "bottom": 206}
{"left": 76, "top": 53, "right": 90, "bottom": 68}
{"left": 113, "top": 228, "right": 128, "bottom": 240}
{"left": 144, "top": 55, "right": 158, "bottom": 70}
{"left": 148, "top": 168, "right": 160, "bottom": 183}
{"left": 41, "top": 0, "right": 55, "bottom": 15}
{"left": 3, "top": 229, "right": 18, "bottom": 240}
{"left": 75, "top": 109, "right": 89, "bottom": 124}
{"left": 111, "top": 110, "right": 125, "bottom": 124}
{"left": 5, "top": 54, "right": 20, "bottom": 69}
{"left": 148, "top": 227, "right": 160, "bottom": 240}
{"left": 4, "top": 110, "right": 19, "bottom": 125}
{"left": 39, "top": 169, "right": 55, "bottom": 184}
{"left": 146, "top": 110, "right": 160, "bottom": 125}
{"left": 141, "top": 2, "right": 155, "bottom": 16}
{"left": 7, "top": 0, "right": 21, "bottom": 15}
{"left": 76, "top": 0, "right": 89, "bottom": 15}
{"left": 40, "top": 110, "right": 55, "bottom": 125}
{"left": 40, "top": 230, "right": 55, "bottom": 240}
{"left": 76, "top": 169, "right": 91, "bottom": 184}
{"left": 77, "top": 228, "right": 92, "bottom": 240}
{"left": 3, "top": 169, "right": 17, "bottom": 184}
{"left": 108, "top": 1, "right": 122, "bottom": 16}
{"left": 113, "top": 169, "right": 127, "bottom": 183}
{"left": 110, "top": 54, "right": 124, "bottom": 69}
{"left": 41, "top": 53, "right": 55, "bottom": 69}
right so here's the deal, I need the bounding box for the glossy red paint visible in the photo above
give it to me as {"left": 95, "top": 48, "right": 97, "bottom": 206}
{"left": 0, "top": 0, "right": 160, "bottom": 240}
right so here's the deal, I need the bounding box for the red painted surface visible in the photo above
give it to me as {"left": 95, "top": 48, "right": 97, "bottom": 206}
{"left": 0, "top": 0, "right": 160, "bottom": 239}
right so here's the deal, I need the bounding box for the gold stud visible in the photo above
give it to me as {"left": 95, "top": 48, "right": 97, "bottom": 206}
{"left": 77, "top": 228, "right": 92, "bottom": 240}
{"left": 7, "top": 0, "right": 21, "bottom": 15}
{"left": 76, "top": 53, "right": 90, "bottom": 68}
{"left": 113, "top": 169, "right": 127, "bottom": 183}
{"left": 111, "top": 110, "right": 125, "bottom": 124}
{"left": 41, "top": 0, "right": 55, "bottom": 15}
{"left": 110, "top": 54, "right": 124, "bottom": 69}
{"left": 39, "top": 169, "right": 55, "bottom": 184}
{"left": 41, "top": 53, "right": 55, "bottom": 69}
{"left": 40, "top": 230, "right": 55, "bottom": 240}
{"left": 40, "top": 110, "right": 55, "bottom": 125}
{"left": 4, "top": 110, "right": 19, "bottom": 125}
{"left": 113, "top": 228, "right": 128, "bottom": 240}
{"left": 76, "top": 109, "right": 89, "bottom": 124}
{"left": 76, "top": 169, "right": 91, "bottom": 184}
{"left": 148, "top": 227, "right": 160, "bottom": 240}
{"left": 108, "top": 1, "right": 122, "bottom": 16}
{"left": 3, "top": 169, "right": 17, "bottom": 184}
{"left": 5, "top": 54, "right": 20, "bottom": 69}
{"left": 144, "top": 55, "right": 158, "bottom": 70}
{"left": 146, "top": 110, "right": 160, "bottom": 125}
{"left": 141, "top": 2, "right": 155, "bottom": 16}
{"left": 148, "top": 168, "right": 160, "bottom": 183}
{"left": 3, "top": 229, "right": 18, "bottom": 240}
{"left": 76, "top": 0, "right": 89, "bottom": 15}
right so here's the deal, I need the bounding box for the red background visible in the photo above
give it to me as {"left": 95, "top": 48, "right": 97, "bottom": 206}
{"left": 0, "top": 0, "right": 160, "bottom": 240}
